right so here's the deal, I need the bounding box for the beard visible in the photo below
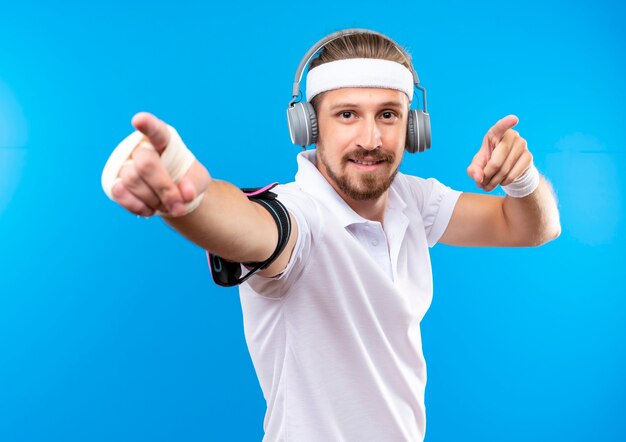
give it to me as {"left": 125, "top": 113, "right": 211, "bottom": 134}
{"left": 317, "top": 147, "right": 400, "bottom": 201}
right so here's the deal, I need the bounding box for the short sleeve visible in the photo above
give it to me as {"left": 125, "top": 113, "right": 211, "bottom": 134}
{"left": 242, "top": 183, "right": 320, "bottom": 299}
{"left": 405, "top": 176, "right": 462, "bottom": 248}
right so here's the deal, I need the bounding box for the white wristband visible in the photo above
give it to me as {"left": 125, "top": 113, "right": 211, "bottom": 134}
{"left": 101, "top": 124, "right": 203, "bottom": 216}
{"left": 501, "top": 163, "right": 540, "bottom": 198}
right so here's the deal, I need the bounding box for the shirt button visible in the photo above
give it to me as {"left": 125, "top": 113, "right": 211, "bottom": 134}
{"left": 371, "top": 239, "right": 379, "bottom": 246}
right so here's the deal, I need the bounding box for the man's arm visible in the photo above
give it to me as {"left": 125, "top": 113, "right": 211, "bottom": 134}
{"left": 439, "top": 115, "right": 561, "bottom": 247}
{"left": 109, "top": 112, "right": 297, "bottom": 277}
{"left": 163, "top": 180, "right": 298, "bottom": 277}
{"left": 439, "top": 178, "right": 561, "bottom": 247}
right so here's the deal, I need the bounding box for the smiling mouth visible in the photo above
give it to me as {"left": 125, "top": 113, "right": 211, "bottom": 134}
{"left": 349, "top": 159, "right": 386, "bottom": 166}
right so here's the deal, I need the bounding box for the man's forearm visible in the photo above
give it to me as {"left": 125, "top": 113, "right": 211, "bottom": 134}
{"left": 501, "top": 176, "right": 561, "bottom": 246}
{"left": 163, "top": 179, "right": 278, "bottom": 263}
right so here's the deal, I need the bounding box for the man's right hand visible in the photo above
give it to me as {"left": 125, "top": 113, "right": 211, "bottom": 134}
{"left": 111, "top": 112, "right": 211, "bottom": 217}
{"left": 108, "top": 111, "right": 297, "bottom": 278}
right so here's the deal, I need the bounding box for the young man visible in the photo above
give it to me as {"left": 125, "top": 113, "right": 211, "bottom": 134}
{"left": 103, "top": 30, "right": 560, "bottom": 441}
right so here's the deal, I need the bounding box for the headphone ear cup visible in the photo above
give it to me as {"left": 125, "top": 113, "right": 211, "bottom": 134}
{"left": 287, "top": 102, "right": 318, "bottom": 147}
{"left": 406, "top": 110, "right": 431, "bottom": 153}
{"left": 406, "top": 110, "right": 418, "bottom": 153}
{"left": 422, "top": 111, "right": 431, "bottom": 152}
{"left": 307, "top": 102, "right": 319, "bottom": 145}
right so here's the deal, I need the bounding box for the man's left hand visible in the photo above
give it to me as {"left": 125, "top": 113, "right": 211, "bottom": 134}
{"left": 466, "top": 115, "right": 534, "bottom": 192}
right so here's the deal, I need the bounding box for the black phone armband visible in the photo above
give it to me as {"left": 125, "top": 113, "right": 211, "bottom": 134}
{"left": 208, "top": 183, "right": 291, "bottom": 287}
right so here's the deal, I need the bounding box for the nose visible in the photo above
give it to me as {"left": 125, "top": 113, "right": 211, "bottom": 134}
{"left": 356, "top": 116, "right": 382, "bottom": 151}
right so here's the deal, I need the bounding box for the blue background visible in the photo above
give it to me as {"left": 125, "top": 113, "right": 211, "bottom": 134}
{"left": 1, "top": 0, "right": 624, "bottom": 440}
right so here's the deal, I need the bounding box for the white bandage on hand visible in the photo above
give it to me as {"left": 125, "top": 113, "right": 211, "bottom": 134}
{"left": 501, "top": 163, "right": 540, "bottom": 198}
{"left": 101, "top": 125, "right": 204, "bottom": 216}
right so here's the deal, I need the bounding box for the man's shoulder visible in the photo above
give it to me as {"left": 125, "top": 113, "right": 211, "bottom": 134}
{"left": 273, "top": 181, "right": 314, "bottom": 203}
{"left": 393, "top": 172, "right": 455, "bottom": 195}
{"left": 392, "top": 172, "right": 434, "bottom": 199}
{"left": 392, "top": 172, "right": 462, "bottom": 216}
{"left": 394, "top": 171, "right": 440, "bottom": 187}
{"left": 272, "top": 181, "right": 323, "bottom": 228}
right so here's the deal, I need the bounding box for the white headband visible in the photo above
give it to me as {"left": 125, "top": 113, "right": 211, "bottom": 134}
{"left": 305, "top": 58, "right": 414, "bottom": 102}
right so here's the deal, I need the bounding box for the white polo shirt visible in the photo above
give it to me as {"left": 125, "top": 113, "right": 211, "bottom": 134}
{"left": 239, "top": 150, "right": 462, "bottom": 441}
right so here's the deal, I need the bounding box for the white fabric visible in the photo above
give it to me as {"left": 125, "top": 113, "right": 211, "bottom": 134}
{"left": 238, "top": 150, "right": 462, "bottom": 441}
{"left": 101, "top": 125, "right": 202, "bottom": 215}
{"left": 305, "top": 58, "right": 414, "bottom": 102}
{"left": 502, "top": 163, "right": 540, "bottom": 198}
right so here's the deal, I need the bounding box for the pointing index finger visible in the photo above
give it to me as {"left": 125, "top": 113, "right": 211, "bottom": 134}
{"left": 487, "top": 114, "right": 519, "bottom": 144}
{"left": 131, "top": 112, "right": 171, "bottom": 154}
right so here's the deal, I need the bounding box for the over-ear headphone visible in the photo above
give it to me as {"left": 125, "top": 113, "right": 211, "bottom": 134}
{"left": 286, "top": 28, "right": 431, "bottom": 154}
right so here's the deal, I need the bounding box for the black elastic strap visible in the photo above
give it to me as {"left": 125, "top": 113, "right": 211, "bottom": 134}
{"left": 209, "top": 184, "right": 291, "bottom": 287}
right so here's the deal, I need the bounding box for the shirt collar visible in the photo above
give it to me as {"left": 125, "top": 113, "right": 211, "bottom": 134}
{"left": 294, "top": 149, "right": 407, "bottom": 228}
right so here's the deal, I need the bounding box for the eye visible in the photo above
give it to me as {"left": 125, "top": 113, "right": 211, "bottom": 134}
{"left": 338, "top": 111, "right": 354, "bottom": 119}
{"left": 381, "top": 111, "right": 397, "bottom": 120}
